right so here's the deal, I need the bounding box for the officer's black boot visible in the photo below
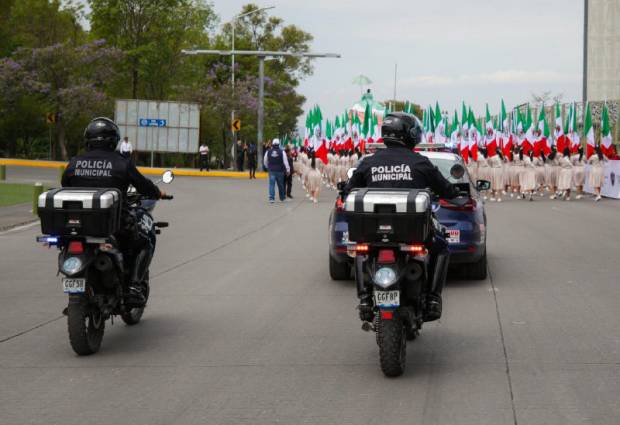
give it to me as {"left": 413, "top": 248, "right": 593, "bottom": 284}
{"left": 426, "top": 252, "right": 449, "bottom": 321}
{"left": 355, "top": 256, "right": 373, "bottom": 321}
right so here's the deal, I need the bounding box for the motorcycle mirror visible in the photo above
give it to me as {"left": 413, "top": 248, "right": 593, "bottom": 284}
{"left": 346, "top": 167, "right": 356, "bottom": 180}
{"left": 450, "top": 164, "right": 465, "bottom": 180}
{"left": 162, "top": 170, "right": 174, "bottom": 184}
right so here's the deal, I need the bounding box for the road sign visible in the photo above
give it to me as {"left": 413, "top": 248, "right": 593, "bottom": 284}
{"left": 231, "top": 119, "right": 241, "bottom": 132}
{"left": 46, "top": 113, "right": 57, "bottom": 124}
{"left": 139, "top": 118, "right": 167, "bottom": 127}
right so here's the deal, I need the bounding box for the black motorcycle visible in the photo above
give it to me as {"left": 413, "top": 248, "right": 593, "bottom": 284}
{"left": 341, "top": 165, "right": 470, "bottom": 376}
{"left": 36, "top": 170, "right": 174, "bottom": 355}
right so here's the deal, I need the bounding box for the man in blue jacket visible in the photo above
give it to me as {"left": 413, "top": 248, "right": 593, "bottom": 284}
{"left": 263, "top": 138, "right": 290, "bottom": 203}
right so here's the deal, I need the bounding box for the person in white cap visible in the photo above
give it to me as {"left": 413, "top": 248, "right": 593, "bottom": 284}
{"left": 263, "top": 138, "right": 290, "bottom": 203}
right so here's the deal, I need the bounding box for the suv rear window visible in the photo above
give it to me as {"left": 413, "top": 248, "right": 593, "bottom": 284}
{"left": 427, "top": 157, "right": 469, "bottom": 183}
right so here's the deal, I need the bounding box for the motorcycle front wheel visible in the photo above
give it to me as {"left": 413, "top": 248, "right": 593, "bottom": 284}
{"left": 67, "top": 298, "right": 105, "bottom": 356}
{"left": 377, "top": 315, "right": 407, "bottom": 377}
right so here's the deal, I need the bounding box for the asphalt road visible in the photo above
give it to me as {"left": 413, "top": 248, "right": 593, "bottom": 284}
{"left": 1, "top": 171, "right": 619, "bottom": 425}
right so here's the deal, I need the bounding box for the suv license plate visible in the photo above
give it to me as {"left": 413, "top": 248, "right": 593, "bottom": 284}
{"left": 62, "top": 278, "right": 86, "bottom": 294}
{"left": 374, "top": 290, "right": 400, "bottom": 307}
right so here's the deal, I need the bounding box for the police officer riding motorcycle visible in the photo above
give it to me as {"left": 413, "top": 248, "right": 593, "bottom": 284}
{"left": 340, "top": 112, "right": 471, "bottom": 376}
{"left": 344, "top": 112, "right": 459, "bottom": 322}
{"left": 61, "top": 117, "right": 168, "bottom": 306}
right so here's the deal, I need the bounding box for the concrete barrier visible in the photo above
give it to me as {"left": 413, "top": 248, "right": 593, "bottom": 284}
{"left": 0, "top": 158, "right": 267, "bottom": 179}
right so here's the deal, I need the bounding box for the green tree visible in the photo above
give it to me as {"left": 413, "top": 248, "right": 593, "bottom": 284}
{"left": 8, "top": 0, "right": 84, "bottom": 49}
{"left": 89, "top": 0, "right": 216, "bottom": 99}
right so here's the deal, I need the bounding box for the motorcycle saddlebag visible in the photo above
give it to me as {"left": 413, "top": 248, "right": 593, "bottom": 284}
{"left": 343, "top": 188, "right": 432, "bottom": 243}
{"left": 37, "top": 188, "right": 122, "bottom": 237}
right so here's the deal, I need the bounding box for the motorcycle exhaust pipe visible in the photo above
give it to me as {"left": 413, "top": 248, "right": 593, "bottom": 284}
{"left": 405, "top": 262, "right": 424, "bottom": 282}
{"left": 94, "top": 254, "right": 114, "bottom": 272}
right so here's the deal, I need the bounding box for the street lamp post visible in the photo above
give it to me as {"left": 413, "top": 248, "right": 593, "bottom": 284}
{"left": 183, "top": 49, "right": 341, "bottom": 162}
{"left": 230, "top": 6, "right": 275, "bottom": 168}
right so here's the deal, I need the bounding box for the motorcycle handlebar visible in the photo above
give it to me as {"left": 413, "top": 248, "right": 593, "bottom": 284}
{"left": 160, "top": 194, "right": 174, "bottom": 200}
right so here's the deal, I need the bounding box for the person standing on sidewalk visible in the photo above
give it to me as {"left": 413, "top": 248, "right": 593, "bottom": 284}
{"left": 284, "top": 146, "right": 295, "bottom": 198}
{"left": 263, "top": 138, "right": 290, "bottom": 203}
{"left": 119, "top": 136, "right": 133, "bottom": 159}
{"left": 247, "top": 142, "right": 258, "bottom": 179}
{"left": 199, "top": 143, "right": 210, "bottom": 171}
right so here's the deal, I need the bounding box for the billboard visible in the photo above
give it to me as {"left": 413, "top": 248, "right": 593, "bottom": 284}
{"left": 115, "top": 99, "right": 200, "bottom": 154}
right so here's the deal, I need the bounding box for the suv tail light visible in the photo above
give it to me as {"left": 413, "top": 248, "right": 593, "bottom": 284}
{"left": 439, "top": 198, "right": 476, "bottom": 212}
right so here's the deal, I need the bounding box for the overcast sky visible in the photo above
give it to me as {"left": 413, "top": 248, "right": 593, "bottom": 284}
{"left": 215, "top": 0, "right": 584, "bottom": 121}
{"left": 81, "top": 0, "right": 585, "bottom": 120}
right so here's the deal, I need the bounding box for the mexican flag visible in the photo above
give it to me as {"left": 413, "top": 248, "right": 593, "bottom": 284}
{"left": 584, "top": 102, "right": 595, "bottom": 159}
{"left": 434, "top": 101, "right": 446, "bottom": 144}
{"left": 554, "top": 102, "right": 569, "bottom": 154}
{"left": 450, "top": 109, "right": 460, "bottom": 149}
{"left": 535, "top": 106, "right": 551, "bottom": 156}
{"left": 484, "top": 104, "right": 498, "bottom": 156}
{"left": 521, "top": 104, "right": 534, "bottom": 155}
{"left": 601, "top": 102, "right": 613, "bottom": 158}
{"left": 459, "top": 103, "right": 469, "bottom": 161}
{"left": 569, "top": 102, "right": 581, "bottom": 153}
{"left": 468, "top": 107, "right": 478, "bottom": 161}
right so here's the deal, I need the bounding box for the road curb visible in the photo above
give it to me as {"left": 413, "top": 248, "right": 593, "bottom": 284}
{"left": 0, "top": 159, "right": 267, "bottom": 179}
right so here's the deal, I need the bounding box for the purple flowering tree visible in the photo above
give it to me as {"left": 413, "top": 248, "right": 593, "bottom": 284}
{"left": 0, "top": 40, "right": 123, "bottom": 159}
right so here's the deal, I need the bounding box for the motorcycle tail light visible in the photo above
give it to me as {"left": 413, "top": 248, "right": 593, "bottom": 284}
{"left": 377, "top": 249, "right": 395, "bottom": 264}
{"left": 348, "top": 243, "right": 369, "bottom": 254}
{"left": 68, "top": 241, "right": 84, "bottom": 254}
{"left": 335, "top": 197, "right": 345, "bottom": 211}
{"left": 400, "top": 244, "right": 427, "bottom": 256}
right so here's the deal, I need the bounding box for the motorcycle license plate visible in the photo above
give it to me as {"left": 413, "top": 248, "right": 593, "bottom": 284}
{"left": 62, "top": 278, "right": 85, "bottom": 294}
{"left": 374, "top": 290, "right": 400, "bottom": 307}
{"left": 447, "top": 229, "right": 460, "bottom": 244}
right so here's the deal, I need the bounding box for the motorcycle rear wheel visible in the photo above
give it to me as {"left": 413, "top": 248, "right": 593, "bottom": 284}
{"left": 377, "top": 316, "right": 407, "bottom": 377}
{"left": 67, "top": 300, "right": 105, "bottom": 356}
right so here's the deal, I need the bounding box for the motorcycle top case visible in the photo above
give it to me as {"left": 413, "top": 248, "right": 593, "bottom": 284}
{"left": 344, "top": 188, "right": 432, "bottom": 243}
{"left": 37, "top": 188, "right": 122, "bottom": 237}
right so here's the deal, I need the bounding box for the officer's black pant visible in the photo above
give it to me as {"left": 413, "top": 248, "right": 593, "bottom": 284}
{"left": 427, "top": 231, "right": 449, "bottom": 296}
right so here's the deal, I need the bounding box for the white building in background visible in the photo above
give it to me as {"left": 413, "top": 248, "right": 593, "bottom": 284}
{"left": 584, "top": 0, "right": 620, "bottom": 101}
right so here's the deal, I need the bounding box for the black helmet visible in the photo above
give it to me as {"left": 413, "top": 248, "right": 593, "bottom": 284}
{"left": 381, "top": 112, "right": 422, "bottom": 149}
{"left": 84, "top": 117, "right": 120, "bottom": 151}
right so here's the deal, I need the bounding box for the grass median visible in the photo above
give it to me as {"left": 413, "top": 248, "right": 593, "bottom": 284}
{"left": 0, "top": 183, "right": 45, "bottom": 207}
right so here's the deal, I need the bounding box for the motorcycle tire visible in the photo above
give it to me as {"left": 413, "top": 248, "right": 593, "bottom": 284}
{"left": 377, "top": 316, "right": 407, "bottom": 377}
{"left": 121, "top": 271, "right": 150, "bottom": 326}
{"left": 67, "top": 299, "right": 105, "bottom": 356}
